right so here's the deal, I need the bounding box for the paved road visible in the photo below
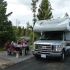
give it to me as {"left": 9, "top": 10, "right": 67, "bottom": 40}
{"left": 4, "top": 55, "right": 70, "bottom": 70}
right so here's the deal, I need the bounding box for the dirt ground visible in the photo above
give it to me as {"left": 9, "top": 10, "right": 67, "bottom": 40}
{"left": 0, "top": 51, "right": 14, "bottom": 69}
{"left": 0, "top": 58, "right": 14, "bottom": 69}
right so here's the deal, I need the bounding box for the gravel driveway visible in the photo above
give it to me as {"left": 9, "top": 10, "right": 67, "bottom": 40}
{"left": 4, "top": 54, "right": 70, "bottom": 70}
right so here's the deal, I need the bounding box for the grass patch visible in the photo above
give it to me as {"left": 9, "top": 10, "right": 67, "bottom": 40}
{"left": 30, "top": 45, "right": 33, "bottom": 48}
{"left": 0, "top": 47, "right": 5, "bottom": 51}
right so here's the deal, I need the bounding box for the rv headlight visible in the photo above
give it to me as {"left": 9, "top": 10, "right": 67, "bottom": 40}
{"left": 56, "top": 45, "right": 62, "bottom": 51}
{"left": 52, "top": 45, "right": 62, "bottom": 51}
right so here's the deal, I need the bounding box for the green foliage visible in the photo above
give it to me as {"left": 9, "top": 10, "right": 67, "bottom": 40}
{"left": 29, "top": 32, "right": 33, "bottom": 45}
{"left": 34, "top": 32, "right": 40, "bottom": 40}
{"left": 31, "top": 0, "right": 39, "bottom": 43}
{"left": 25, "top": 22, "right": 30, "bottom": 36}
{"left": 20, "top": 27, "right": 25, "bottom": 36}
{"left": 12, "top": 26, "right": 17, "bottom": 36}
{"left": 31, "top": 0, "right": 38, "bottom": 25}
{"left": 30, "top": 45, "right": 33, "bottom": 49}
{"left": 37, "top": 0, "right": 53, "bottom": 20}
{"left": 12, "top": 24, "right": 40, "bottom": 45}
{"left": 0, "top": 0, "right": 16, "bottom": 47}
{"left": 12, "top": 25, "right": 35, "bottom": 45}
{"left": 25, "top": 28, "right": 29, "bottom": 36}
{"left": 0, "top": 47, "right": 5, "bottom": 51}
{"left": 17, "top": 26, "right": 22, "bottom": 37}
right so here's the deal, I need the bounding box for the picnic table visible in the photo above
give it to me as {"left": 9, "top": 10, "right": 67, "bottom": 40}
{"left": 13, "top": 44, "right": 29, "bottom": 58}
{"left": 6, "top": 44, "right": 29, "bottom": 58}
{"left": 6, "top": 36, "right": 30, "bottom": 58}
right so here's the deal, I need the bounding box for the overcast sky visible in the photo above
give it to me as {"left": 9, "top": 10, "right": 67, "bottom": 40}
{"left": 5, "top": 0, "right": 70, "bottom": 28}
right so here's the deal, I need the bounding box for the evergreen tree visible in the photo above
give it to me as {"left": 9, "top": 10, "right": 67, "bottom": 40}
{"left": 0, "top": 0, "right": 15, "bottom": 47}
{"left": 20, "top": 27, "right": 25, "bottom": 36}
{"left": 30, "top": 32, "right": 33, "bottom": 44}
{"left": 31, "top": 0, "right": 38, "bottom": 43}
{"left": 25, "top": 22, "right": 30, "bottom": 36}
{"left": 31, "top": 0, "right": 38, "bottom": 25}
{"left": 37, "top": 0, "right": 53, "bottom": 20}
{"left": 17, "top": 26, "right": 22, "bottom": 37}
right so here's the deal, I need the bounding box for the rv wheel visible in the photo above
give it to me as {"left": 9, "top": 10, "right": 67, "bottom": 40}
{"left": 60, "top": 51, "right": 65, "bottom": 62}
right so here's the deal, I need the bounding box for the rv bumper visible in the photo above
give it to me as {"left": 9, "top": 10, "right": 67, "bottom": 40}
{"left": 32, "top": 50, "right": 62, "bottom": 57}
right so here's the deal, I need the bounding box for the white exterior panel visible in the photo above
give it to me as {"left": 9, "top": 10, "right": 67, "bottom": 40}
{"left": 33, "top": 17, "right": 70, "bottom": 32}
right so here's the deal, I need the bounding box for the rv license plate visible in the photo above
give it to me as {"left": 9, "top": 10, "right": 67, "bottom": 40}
{"left": 41, "top": 54, "right": 46, "bottom": 58}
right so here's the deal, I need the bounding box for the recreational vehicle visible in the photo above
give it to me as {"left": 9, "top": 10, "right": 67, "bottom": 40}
{"left": 32, "top": 16, "right": 70, "bottom": 61}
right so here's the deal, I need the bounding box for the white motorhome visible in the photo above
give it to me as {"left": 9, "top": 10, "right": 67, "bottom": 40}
{"left": 32, "top": 16, "right": 70, "bottom": 61}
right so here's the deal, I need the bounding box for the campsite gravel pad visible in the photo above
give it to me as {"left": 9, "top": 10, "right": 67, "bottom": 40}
{"left": 0, "top": 58, "right": 14, "bottom": 69}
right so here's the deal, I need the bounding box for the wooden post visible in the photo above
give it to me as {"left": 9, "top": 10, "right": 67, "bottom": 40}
{"left": 16, "top": 52, "right": 19, "bottom": 58}
{"left": 22, "top": 48, "right": 25, "bottom": 56}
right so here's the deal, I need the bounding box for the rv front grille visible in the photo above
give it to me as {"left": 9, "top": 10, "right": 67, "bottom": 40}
{"left": 35, "top": 44, "right": 52, "bottom": 52}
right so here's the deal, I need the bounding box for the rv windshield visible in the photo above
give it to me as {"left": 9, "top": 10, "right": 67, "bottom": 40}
{"left": 39, "top": 31, "right": 63, "bottom": 40}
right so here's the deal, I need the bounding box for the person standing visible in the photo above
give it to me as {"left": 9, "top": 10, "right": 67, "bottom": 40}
{"left": 5, "top": 41, "right": 10, "bottom": 50}
{"left": 5, "top": 41, "right": 10, "bottom": 55}
{"left": 10, "top": 41, "right": 15, "bottom": 53}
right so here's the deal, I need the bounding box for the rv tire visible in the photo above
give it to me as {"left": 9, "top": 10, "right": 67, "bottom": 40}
{"left": 60, "top": 51, "right": 65, "bottom": 62}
